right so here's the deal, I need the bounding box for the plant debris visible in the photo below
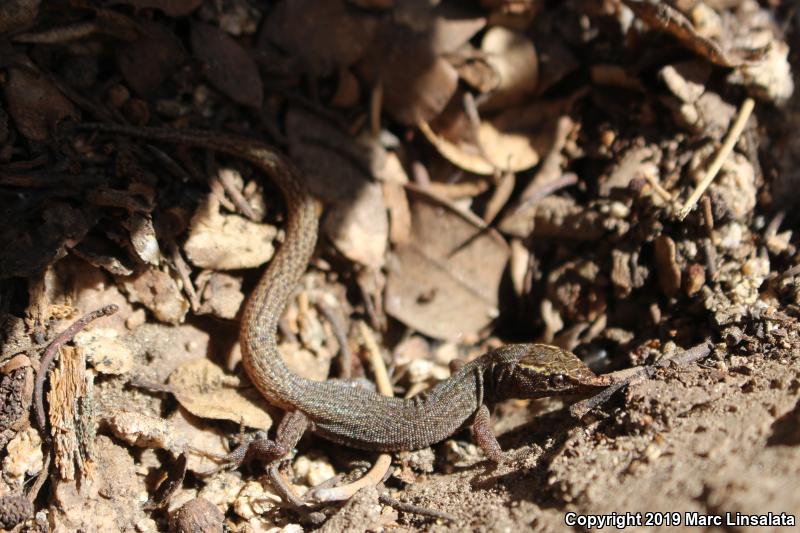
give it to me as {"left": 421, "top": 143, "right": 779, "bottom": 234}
{"left": 1, "top": 0, "right": 799, "bottom": 530}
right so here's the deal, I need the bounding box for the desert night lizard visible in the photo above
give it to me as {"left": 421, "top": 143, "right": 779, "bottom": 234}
{"left": 80, "top": 123, "right": 609, "bottom": 464}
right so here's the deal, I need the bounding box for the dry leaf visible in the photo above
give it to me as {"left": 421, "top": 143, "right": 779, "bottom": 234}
{"left": 190, "top": 21, "right": 263, "bottom": 108}
{"left": 418, "top": 117, "right": 542, "bottom": 175}
{"left": 5, "top": 62, "right": 79, "bottom": 141}
{"left": 361, "top": 24, "right": 459, "bottom": 125}
{"left": 128, "top": 213, "right": 161, "bottom": 265}
{"left": 417, "top": 119, "right": 494, "bottom": 175}
{"left": 480, "top": 26, "right": 538, "bottom": 112}
{"left": 624, "top": 0, "right": 743, "bottom": 67}
{"left": 262, "top": 0, "right": 378, "bottom": 73}
{"left": 383, "top": 180, "right": 412, "bottom": 246}
{"left": 385, "top": 188, "right": 509, "bottom": 341}
{"left": 286, "top": 107, "right": 372, "bottom": 203}
{"left": 428, "top": 3, "right": 486, "bottom": 55}
{"left": 476, "top": 120, "right": 540, "bottom": 171}
{"left": 168, "top": 358, "right": 272, "bottom": 430}
{"left": 323, "top": 181, "right": 388, "bottom": 269}
{"left": 117, "top": 20, "right": 187, "bottom": 97}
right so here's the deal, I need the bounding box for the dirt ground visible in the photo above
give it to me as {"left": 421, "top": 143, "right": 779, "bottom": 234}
{"left": 1, "top": 1, "right": 800, "bottom": 532}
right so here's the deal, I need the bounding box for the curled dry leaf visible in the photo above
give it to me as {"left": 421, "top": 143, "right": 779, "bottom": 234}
{"left": 361, "top": 24, "right": 459, "bottom": 125}
{"left": 418, "top": 110, "right": 547, "bottom": 176}
{"left": 190, "top": 21, "right": 263, "bottom": 109}
{"left": 428, "top": 3, "right": 486, "bottom": 55}
{"left": 128, "top": 213, "right": 161, "bottom": 265}
{"left": 623, "top": 0, "right": 745, "bottom": 67}
{"left": 183, "top": 195, "right": 277, "bottom": 270}
{"left": 385, "top": 188, "right": 509, "bottom": 341}
{"left": 168, "top": 358, "right": 272, "bottom": 430}
{"left": 417, "top": 119, "right": 494, "bottom": 175}
{"left": 480, "top": 26, "right": 538, "bottom": 112}
{"left": 73, "top": 237, "right": 134, "bottom": 276}
{"left": 476, "top": 120, "right": 540, "bottom": 172}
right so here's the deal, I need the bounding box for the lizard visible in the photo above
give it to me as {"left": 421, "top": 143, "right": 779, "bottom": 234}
{"left": 79, "top": 123, "right": 610, "bottom": 465}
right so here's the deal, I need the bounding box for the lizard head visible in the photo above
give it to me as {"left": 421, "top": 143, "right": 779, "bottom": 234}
{"left": 491, "top": 344, "right": 604, "bottom": 399}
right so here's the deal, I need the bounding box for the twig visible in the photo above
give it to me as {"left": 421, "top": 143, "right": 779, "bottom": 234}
{"left": 358, "top": 320, "right": 392, "bottom": 396}
{"left": 678, "top": 98, "right": 755, "bottom": 220}
{"left": 168, "top": 242, "right": 200, "bottom": 311}
{"left": 317, "top": 300, "right": 353, "bottom": 380}
{"left": 370, "top": 80, "right": 383, "bottom": 139}
{"left": 33, "top": 304, "right": 119, "bottom": 434}
{"left": 379, "top": 494, "right": 456, "bottom": 523}
{"left": 643, "top": 172, "right": 673, "bottom": 202}
{"left": 212, "top": 162, "right": 258, "bottom": 221}
{"left": 509, "top": 173, "right": 579, "bottom": 218}
{"left": 570, "top": 341, "right": 712, "bottom": 418}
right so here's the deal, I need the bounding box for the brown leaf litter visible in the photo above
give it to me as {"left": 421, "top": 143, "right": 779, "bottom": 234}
{"left": 0, "top": 0, "right": 799, "bottom": 531}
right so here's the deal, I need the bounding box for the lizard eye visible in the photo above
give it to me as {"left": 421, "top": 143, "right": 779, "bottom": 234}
{"left": 549, "top": 373, "right": 567, "bottom": 388}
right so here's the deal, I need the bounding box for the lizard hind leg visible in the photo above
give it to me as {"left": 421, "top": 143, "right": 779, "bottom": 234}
{"left": 224, "top": 410, "right": 309, "bottom": 467}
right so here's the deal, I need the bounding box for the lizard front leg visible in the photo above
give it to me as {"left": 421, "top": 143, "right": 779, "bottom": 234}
{"left": 471, "top": 404, "right": 503, "bottom": 463}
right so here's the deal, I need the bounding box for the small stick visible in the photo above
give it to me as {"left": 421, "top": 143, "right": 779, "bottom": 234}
{"left": 643, "top": 173, "right": 673, "bottom": 202}
{"left": 378, "top": 494, "right": 456, "bottom": 523}
{"left": 33, "top": 304, "right": 119, "bottom": 435}
{"left": 358, "top": 321, "right": 392, "bottom": 396}
{"left": 701, "top": 195, "right": 714, "bottom": 233}
{"left": 678, "top": 98, "right": 755, "bottom": 220}
{"left": 317, "top": 300, "right": 353, "bottom": 380}
{"left": 570, "top": 341, "right": 712, "bottom": 418}
{"left": 370, "top": 81, "right": 383, "bottom": 139}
